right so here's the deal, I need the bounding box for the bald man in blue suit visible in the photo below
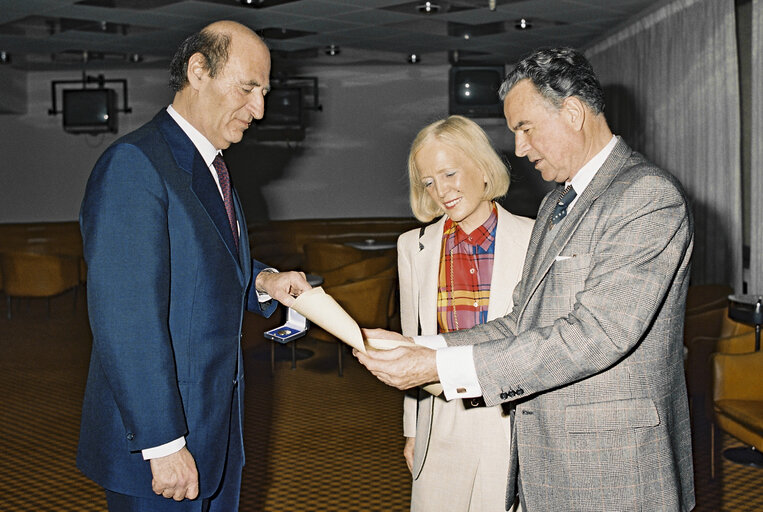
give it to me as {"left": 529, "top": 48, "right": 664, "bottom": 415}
{"left": 77, "top": 21, "right": 310, "bottom": 512}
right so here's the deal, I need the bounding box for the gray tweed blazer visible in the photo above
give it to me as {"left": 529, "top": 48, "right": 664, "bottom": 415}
{"left": 444, "top": 138, "right": 696, "bottom": 511}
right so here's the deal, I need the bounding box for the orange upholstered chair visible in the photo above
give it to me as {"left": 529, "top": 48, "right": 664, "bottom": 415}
{"left": 685, "top": 283, "right": 733, "bottom": 316}
{"left": 710, "top": 350, "right": 763, "bottom": 478}
{"left": 320, "top": 254, "right": 396, "bottom": 288}
{"left": 0, "top": 251, "right": 80, "bottom": 319}
{"left": 303, "top": 242, "right": 365, "bottom": 273}
{"left": 684, "top": 307, "right": 754, "bottom": 406}
{"left": 312, "top": 274, "right": 397, "bottom": 376}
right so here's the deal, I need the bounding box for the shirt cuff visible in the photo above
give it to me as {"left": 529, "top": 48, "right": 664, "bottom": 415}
{"left": 436, "top": 345, "right": 482, "bottom": 400}
{"left": 141, "top": 437, "right": 186, "bottom": 460}
{"left": 255, "top": 268, "right": 279, "bottom": 303}
{"left": 412, "top": 334, "right": 447, "bottom": 349}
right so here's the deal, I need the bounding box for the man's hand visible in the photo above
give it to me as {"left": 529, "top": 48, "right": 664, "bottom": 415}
{"left": 362, "top": 327, "right": 410, "bottom": 344}
{"left": 354, "top": 344, "right": 438, "bottom": 390}
{"left": 403, "top": 436, "right": 415, "bottom": 474}
{"left": 149, "top": 446, "right": 199, "bottom": 501}
{"left": 256, "top": 270, "right": 311, "bottom": 307}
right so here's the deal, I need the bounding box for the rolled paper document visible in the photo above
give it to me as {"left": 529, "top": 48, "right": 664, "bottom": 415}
{"left": 291, "top": 286, "right": 443, "bottom": 395}
{"left": 291, "top": 286, "right": 366, "bottom": 353}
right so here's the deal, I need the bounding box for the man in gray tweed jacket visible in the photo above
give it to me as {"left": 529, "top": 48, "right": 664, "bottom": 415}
{"left": 357, "top": 47, "right": 695, "bottom": 512}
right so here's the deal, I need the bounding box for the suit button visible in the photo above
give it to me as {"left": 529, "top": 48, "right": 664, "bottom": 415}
{"left": 500, "top": 392, "right": 509, "bottom": 399}
{"left": 508, "top": 390, "right": 516, "bottom": 397}
{"left": 126, "top": 432, "right": 135, "bottom": 441}
{"left": 516, "top": 388, "right": 524, "bottom": 395}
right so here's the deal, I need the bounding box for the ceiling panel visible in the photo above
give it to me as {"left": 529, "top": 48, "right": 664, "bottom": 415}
{"left": 0, "top": 0, "right": 662, "bottom": 71}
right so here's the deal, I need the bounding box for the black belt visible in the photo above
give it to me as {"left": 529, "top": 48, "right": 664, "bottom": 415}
{"left": 463, "top": 396, "right": 512, "bottom": 415}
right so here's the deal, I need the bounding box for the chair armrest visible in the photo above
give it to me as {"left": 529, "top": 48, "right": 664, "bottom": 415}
{"left": 684, "top": 307, "right": 727, "bottom": 345}
{"left": 716, "top": 331, "right": 757, "bottom": 354}
{"left": 712, "top": 351, "right": 763, "bottom": 402}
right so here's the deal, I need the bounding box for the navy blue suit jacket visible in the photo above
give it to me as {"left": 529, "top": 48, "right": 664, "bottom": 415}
{"left": 77, "top": 109, "right": 276, "bottom": 498}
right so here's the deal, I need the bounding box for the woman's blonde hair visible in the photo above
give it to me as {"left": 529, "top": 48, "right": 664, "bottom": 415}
{"left": 407, "top": 115, "right": 510, "bottom": 222}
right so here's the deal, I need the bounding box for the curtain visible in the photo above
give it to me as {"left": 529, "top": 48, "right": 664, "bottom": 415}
{"left": 751, "top": 0, "right": 763, "bottom": 295}
{"left": 585, "top": 0, "right": 742, "bottom": 291}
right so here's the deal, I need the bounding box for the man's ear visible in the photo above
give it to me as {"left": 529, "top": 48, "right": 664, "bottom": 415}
{"left": 186, "top": 52, "right": 207, "bottom": 90}
{"left": 561, "top": 96, "right": 586, "bottom": 131}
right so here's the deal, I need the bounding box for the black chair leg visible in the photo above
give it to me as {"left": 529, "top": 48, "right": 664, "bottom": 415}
{"left": 270, "top": 341, "right": 275, "bottom": 376}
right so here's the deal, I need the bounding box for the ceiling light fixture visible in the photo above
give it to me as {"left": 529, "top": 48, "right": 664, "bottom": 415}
{"left": 325, "top": 44, "right": 340, "bottom": 56}
{"left": 127, "top": 53, "right": 143, "bottom": 63}
{"left": 0, "top": 51, "right": 11, "bottom": 64}
{"left": 515, "top": 18, "right": 532, "bottom": 30}
{"left": 408, "top": 54, "right": 420, "bottom": 64}
{"left": 417, "top": 2, "right": 440, "bottom": 14}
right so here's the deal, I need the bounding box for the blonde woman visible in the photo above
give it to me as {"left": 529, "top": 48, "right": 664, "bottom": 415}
{"left": 398, "top": 116, "right": 532, "bottom": 511}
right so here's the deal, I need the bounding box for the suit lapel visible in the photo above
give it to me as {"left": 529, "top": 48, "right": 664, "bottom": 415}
{"left": 487, "top": 205, "right": 522, "bottom": 320}
{"left": 190, "top": 159, "right": 242, "bottom": 265}
{"left": 415, "top": 217, "right": 445, "bottom": 335}
{"left": 520, "top": 189, "right": 558, "bottom": 304}
{"left": 233, "top": 189, "right": 250, "bottom": 283}
{"left": 157, "top": 111, "right": 244, "bottom": 276}
{"left": 519, "top": 138, "right": 631, "bottom": 320}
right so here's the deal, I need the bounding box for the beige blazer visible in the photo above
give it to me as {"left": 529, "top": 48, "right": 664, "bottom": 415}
{"left": 398, "top": 204, "right": 534, "bottom": 479}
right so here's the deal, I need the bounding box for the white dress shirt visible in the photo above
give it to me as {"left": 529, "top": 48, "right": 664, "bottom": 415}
{"left": 423, "top": 135, "right": 619, "bottom": 400}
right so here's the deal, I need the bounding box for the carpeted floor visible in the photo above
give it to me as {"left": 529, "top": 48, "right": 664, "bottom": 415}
{"left": 0, "top": 290, "right": 762, "bottom": 511}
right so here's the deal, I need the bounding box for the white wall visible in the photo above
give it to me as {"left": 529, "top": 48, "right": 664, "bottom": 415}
{"left": 0, "top": 68, "right": 172, "bottom": 223}
{"left": 0, "top": 63, "right": 546, "bottom": 224}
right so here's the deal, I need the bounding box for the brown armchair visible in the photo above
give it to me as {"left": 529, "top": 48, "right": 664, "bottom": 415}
{"left": 320, "top": 254, "right": 396, "bottom": 288}
{"left": 312, "top": 274, "right": 397, "bottom": 376}
{"left": 710, "top": 350, "right": 763, "bottom": 478}
{"left": 303, "top": 242, "right": 365, "bottom": 273}
{"left": 0, "top": 251, "right": 80, "bottom": 319}
{"left": 685, "top": 283, "right": 733, "bottom": 316}
{"left": 684, "top": 307, "right": 754, "bottom": 406}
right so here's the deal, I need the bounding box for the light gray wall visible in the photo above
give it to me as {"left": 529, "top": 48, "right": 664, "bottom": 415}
{"left": 0, "top": 63, "right": 546, "bottom": 224}
{"left": 0, "top": 68, "right": 172, "bottom": 223}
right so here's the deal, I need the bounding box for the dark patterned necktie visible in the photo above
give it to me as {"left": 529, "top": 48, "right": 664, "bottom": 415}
{"left": 548, "top": 185, "right": 577, "bottom": 230}
{"left": 212, "top": 155, "right": 239, "bottom": 249}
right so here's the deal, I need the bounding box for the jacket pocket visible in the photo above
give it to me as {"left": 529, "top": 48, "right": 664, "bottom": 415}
{"left": 552, "top": 252, "right": 592, "bottom": 272}
{"left": 565, "top": 397, "right": 659, "bottom": 433}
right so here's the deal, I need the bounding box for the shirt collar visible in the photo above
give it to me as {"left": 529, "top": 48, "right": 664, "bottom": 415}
{"left": 566, "top": 135, "right": 618, "bottom": 200}
{"left": 166, "top": 105, "right": 221, "bottom": 167}
{"left": 445, "top": 203, "right": 497, "bottom": 250}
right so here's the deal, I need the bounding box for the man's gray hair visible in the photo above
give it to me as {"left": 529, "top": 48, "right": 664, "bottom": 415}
{"left": 499, "top": 47, "right": 605, "bottom": 114}
{"left": 169, "top": 28, "right": 231, "bottom": 92}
